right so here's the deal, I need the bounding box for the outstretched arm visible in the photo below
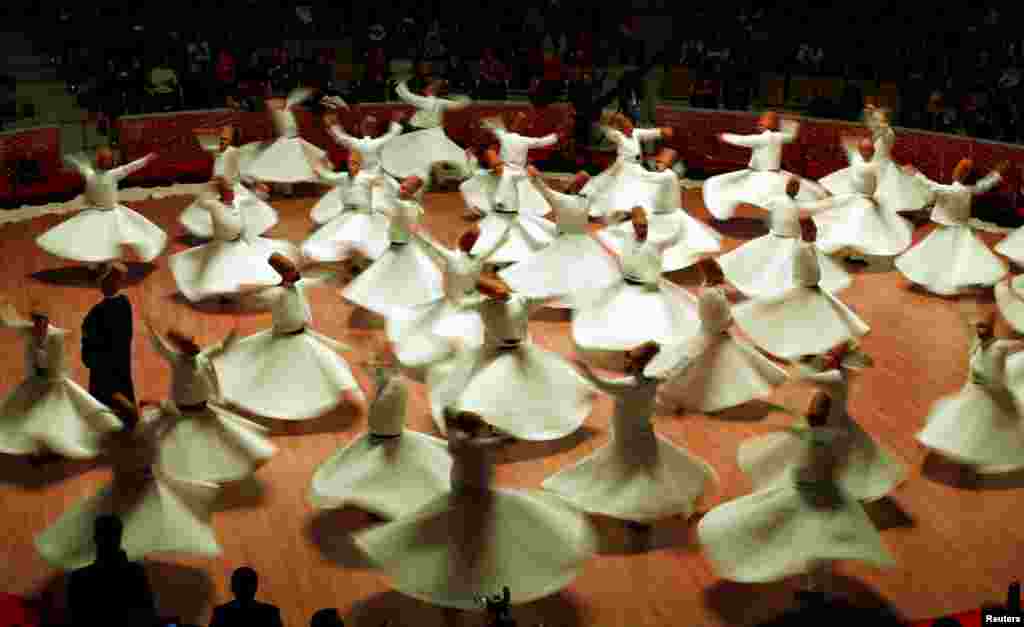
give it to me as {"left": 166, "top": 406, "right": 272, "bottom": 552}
{"left": 0, "top": 304, "right": 31, "bottom": 331}
{"left": 573, "top": 359, "right": 636, "bottom": 392}
{"left": 633, "top": 127, "right": 664, "bottom": 142}
{"left": 64, "top": 153, "right": 95, "bottom": 179}
{"left": 718, "top": 132, "right": 768, "bottom": 148}
{"left": 476, "top": 224, "right": 513, "bottom": 262}
{"left": 972, "top": 171, "right": 1003, "bottom": 195}
{"left": 202, "top": 326, "right": 240, "bottom": 360}
{"left": 395, "top": 80, "right": 430, "bottom": 109}
{"left": 778, "top": 119, "right": 799, "bottom": 143}
{"left": 413, "top": 229, "right": 457, "bottom": 270}
{"left": 527, "top": 132, "right": 559, "bottom": 148}
{"left": 369, "top": 121, "right": 403, "bottom": 148}
{"left": 109, "top": 153, "right": 158, "bottom": 181}
{"left": 327, "top": 123, "right": 355, "bottom": 149}
{"left": 145, "top": 321, "right": 179, "bottom": 362}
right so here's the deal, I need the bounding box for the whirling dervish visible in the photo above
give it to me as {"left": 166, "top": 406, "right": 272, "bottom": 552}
{"left": 144, "top": 320, "right": 277, "bottom": 483}
{"left": 245, "top": 88, "right": 328, "bottom": 189}
{"left": 180, "top": 172, "right": 279, "bottom": 243}
{"left": 580, "top": 112, "right": 674, "bottom": 220}
{"left": 702, "top": 112, "right": 828, "bottom": 221}
{"left": 341, "top": 175, "right": 445, "bottom": 317}
{"left": 380, "top": 77, "right": 472, "bottom": 180}
{"left": 642, "top": 260, "right": 789, "bottom": 414}
{"left": 597, "top": 148, "right": 722, "bottom": 272}
{"left": 717, "top": 177, "right": 851, "bottom": 299}
{"left": 352, "top": 409, "right": 596, "bottom": 610}
{"left": 918, "top": 311, "right": 1024, "bottom": 475}
{"left": 542, "top": 341, "right": 719, "bottom": 526}
{"left": 214, "top": 254, "right": 362, "bottom": 421}
{"left": 302, "top": 152, "right": 391, "bottom": 269}
{"left": 738, "top": 341, "right": 907, "bottom": 502}
{"left": 309, "top": 360, "right": 453, "bottom": 519}
{"left": 480, "top": 111, "right": 560, "bottom": 215}
{"left": 698, "top": 392, "right": 897, "bottom": 596}
{"left": 36, "top": 148, "right": 166, "bottom": 277}
{"left": 732, "top": 242, "right": 870, "bottom": 360}
{"left": 427, "top": 274, "right": 594, "bottom": 441}
{"left": 321, "top": 104, "right": 403, "bottom": 180}
{"left": 168, "top": 177, "right": 298, "bottom": 303}
{"left": 35, "top": 394, "right": 221, "bottom": 570}
{"left": 571, "top": 207, "right": 701, "bottom": 365}
{"left": 181, "top": 126, "right": 275, "bottom": 239}
{"left": 498, "top": 166, "right": 620, "bottom": 304}
{"left": 459, "top": 144, "right": 505, "bottom": 218}
{"left": 819, "top": 105, "right": 932, "bottom": 213}
{"left": 386, "top": 224, "right": 511, "bottom": 374}
{"left": 0, "top": 303, "right": 121, "bottom": 462}
{"left": 811, "top": 137, "right": 914, "bottom": 262}
{"left": 896, "top": 159, "right": 1008, "bottom": 295}
{"left": 468, "top": 156, "right": 557, "bottom": 267}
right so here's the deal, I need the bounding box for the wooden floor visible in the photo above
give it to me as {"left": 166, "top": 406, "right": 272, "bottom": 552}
{"left": 1, "top": 184, "right": 1022, "bottom": 627}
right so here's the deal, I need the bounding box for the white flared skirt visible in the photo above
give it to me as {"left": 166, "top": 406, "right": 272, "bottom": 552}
{"left": 738, "top": 424, "right": 907, "bottom": 502}
{"left": 917, "top": 382, "right": 1024, "bottom": 473}
{"left": 820, "top": 161, "right": 932, "bottom": 212}
{"left": 36, "top": 206, "right": 168, "bottom": 263}
{"left": 169, "top": 237, "right": 296, "bottom": 302}
{"left": 732, "top": 287, "right": 870, "bottom": 360}
{"left": 427, "top": 343, "right": 594, "bottom": 441}
{"left": 571, "top": 279, "right": 701, "bottom": 353}
{"left": 599, "top": 211, "right": 723, "bottom": 272}
{"left": 697, "top": 480, "right": 896, "bottom": 583}
{"left": 309, "top": 430, "right": 453, "bottom": 519}
{"left": 301, "top": 211, "right": 391, "bottom": 263}
{"left": 717, "top": 234, "right": 852, "bottom": 299}
{"left": 995, "top": 224, "right": 1024, "bottom": 266}
{"left": 380, "top": 127, "right": 469, "bottom": 181}
{"left": 895, "top": 224, "right": 1007, "bottom": 295}
{"left": 180, "top": 186, "right": 278, "bottom": 240}
{"left": 214, "top": 328, "right": 362, "bottom": 420}
{"left": 498, "top": 233, "right": 620, "bottom": 302}
{"left": 353, "top": 488, "right": 596, "bottom": 609}
{"left": 471, "top": 213, "right": 557, "bottom": 265}
{"left": 542, "top": 430, "right": 719, "bottom": 522}
{"left": 812, "top": 195, "right": 914, "bottom": 257}
{"left": 244, "top": 137, "right": 326, "bottom": 183}
{"left": 995, "top": 277, "right": 1024, "bottom": 335}
{"left": 342, "top": 240, "right": 446, "bottom": 317}
{"left": 0, "top": 376, "right": 122, "bottom": 458}
{"left": 387, "top": 299, "right": 485, "bottom": 372}
{"left": 648, "top": 335, "right": 789, "bottom": 414}
{"left": 583, "top": 162, "right": 663, "bottom": 219}
{"left": 460, "top": 173, "right": 551, "bottom": 217}
{"left": 703, "top": 169, "right": 828, "bottom": 221}
{"left": 154, "top": 404, "right": 277, "bottom": 483}
{"left": 35, "top": 469, "right": 221, "bottom": 570}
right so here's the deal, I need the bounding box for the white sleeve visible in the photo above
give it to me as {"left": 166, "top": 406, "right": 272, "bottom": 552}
{"left": 109, "top": 154, "right": 156, "bottom": 181}
{"left": 973, "top": 172, "right": 1003, "bottom": 194}
{"left": 720, "top": 132, "right": 767, "bottom": 148}
{"left": 634, "top": 128, "right": 662, "bottom": 142}
{"left": 396, "top": 80, "right": 430, "bottom": 109}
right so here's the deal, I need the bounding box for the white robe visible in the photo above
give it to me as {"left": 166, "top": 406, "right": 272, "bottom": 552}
{"left": 597, "top": 168, "right": 723, "bottom": 272}
{"left": 644, "top": 288, "right": 788, "bottom": 413}
{"left": 702, "top": 120, "right": 828, "bottom": 220}
{"left": 303, "top": 169, "right": 392, "bottom": 263}
{"left": 484, "top": 120, "right": 558, "bottom": 214}
{"left": 918, "top": 336, "right": 1024, "bottom": 473}
{"left": 148, "top": 330, "right": 277, "bottom": 482}
{"left": 582, "top": 126, "right": 663, "bottom": 219}
{"left": 896, "top": 172, "right": 1007, "bottom": 295}
{"left": 427, "top": 294, "right": 594, "bottom": 440}
{"left": 0, "top": 321, "right": 121, "bottom": 458}
{"left": 698, "top": 427, "right": 896, "bottom": 583}
{"left": 245, "top": 104, "right": 326, "bottom": 183}
{"left": 733, "top": 244, "right": 870, "bottom": 359}
{"left": 36, "top": 154, "right": 167, "bottom": 263}
{"left": 995, "top": 276, "right": 1024, "bottom": 335}
{"left": 309, "top": 370, "right": 452, "bottom": 518}
{"left": 353, "top": 434, "right": 596, "bottom": 609}
{"left": 180, "top": 146, "right": 274, "bottom": 238}
{"left": 718, "top": 194, "right": 851, "bottom": 298}
{"left": 542, "top": 369, "right": 718, "bottom": 522}
{"left": 214, "top": 280, "right": 362, "bottom": 420}
{"left": 739, "top": 368, "right": 907, "bottom": 501}
{"left": 380, "top": 80, "right": 470, "bottom": 180}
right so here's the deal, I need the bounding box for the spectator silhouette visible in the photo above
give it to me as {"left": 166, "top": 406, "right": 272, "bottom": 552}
{"left": 82, "top": 264, "right": 136, "bottom": 409}
{"left": 209, "top": 567, "right": 283, "bottom": 627}
{"left": 67, "top": 515, "right": 158, "bottom": 627}
{"left": 311, "top": 607, "right": 345, "bottom": 627}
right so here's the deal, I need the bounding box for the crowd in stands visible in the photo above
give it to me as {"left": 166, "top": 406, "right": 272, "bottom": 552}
{"left": 9, "top": 3, "right": 1023, "bottom": 146}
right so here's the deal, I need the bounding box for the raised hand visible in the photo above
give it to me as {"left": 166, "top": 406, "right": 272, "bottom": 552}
{"left": 526, "top": 165, "right": 540, "bottom": 178}
{"left": 661, "top": 127, "right": 674, "bottom": 139}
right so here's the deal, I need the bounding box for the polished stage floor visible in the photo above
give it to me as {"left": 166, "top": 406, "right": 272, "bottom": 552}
{"left": 0, "top": 183, "right": 1021, "bottom": 627}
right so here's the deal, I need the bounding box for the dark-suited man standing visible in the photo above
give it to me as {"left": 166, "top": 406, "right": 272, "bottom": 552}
{"left": 82, "top": 265, "right": 136, "bottom": 408}
{"left": 210, "top": 567, "right": 283, "bottom": 627}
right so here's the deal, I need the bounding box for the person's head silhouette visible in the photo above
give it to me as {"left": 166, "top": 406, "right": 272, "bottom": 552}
{"left": 230, "top": 567, "right": 259, "bottom": 603}
{"left": 311, "top": 607, "right": 345, "bottom": 627}
{"left": 93, "top": 514, "right": 124, "bottom": 560}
